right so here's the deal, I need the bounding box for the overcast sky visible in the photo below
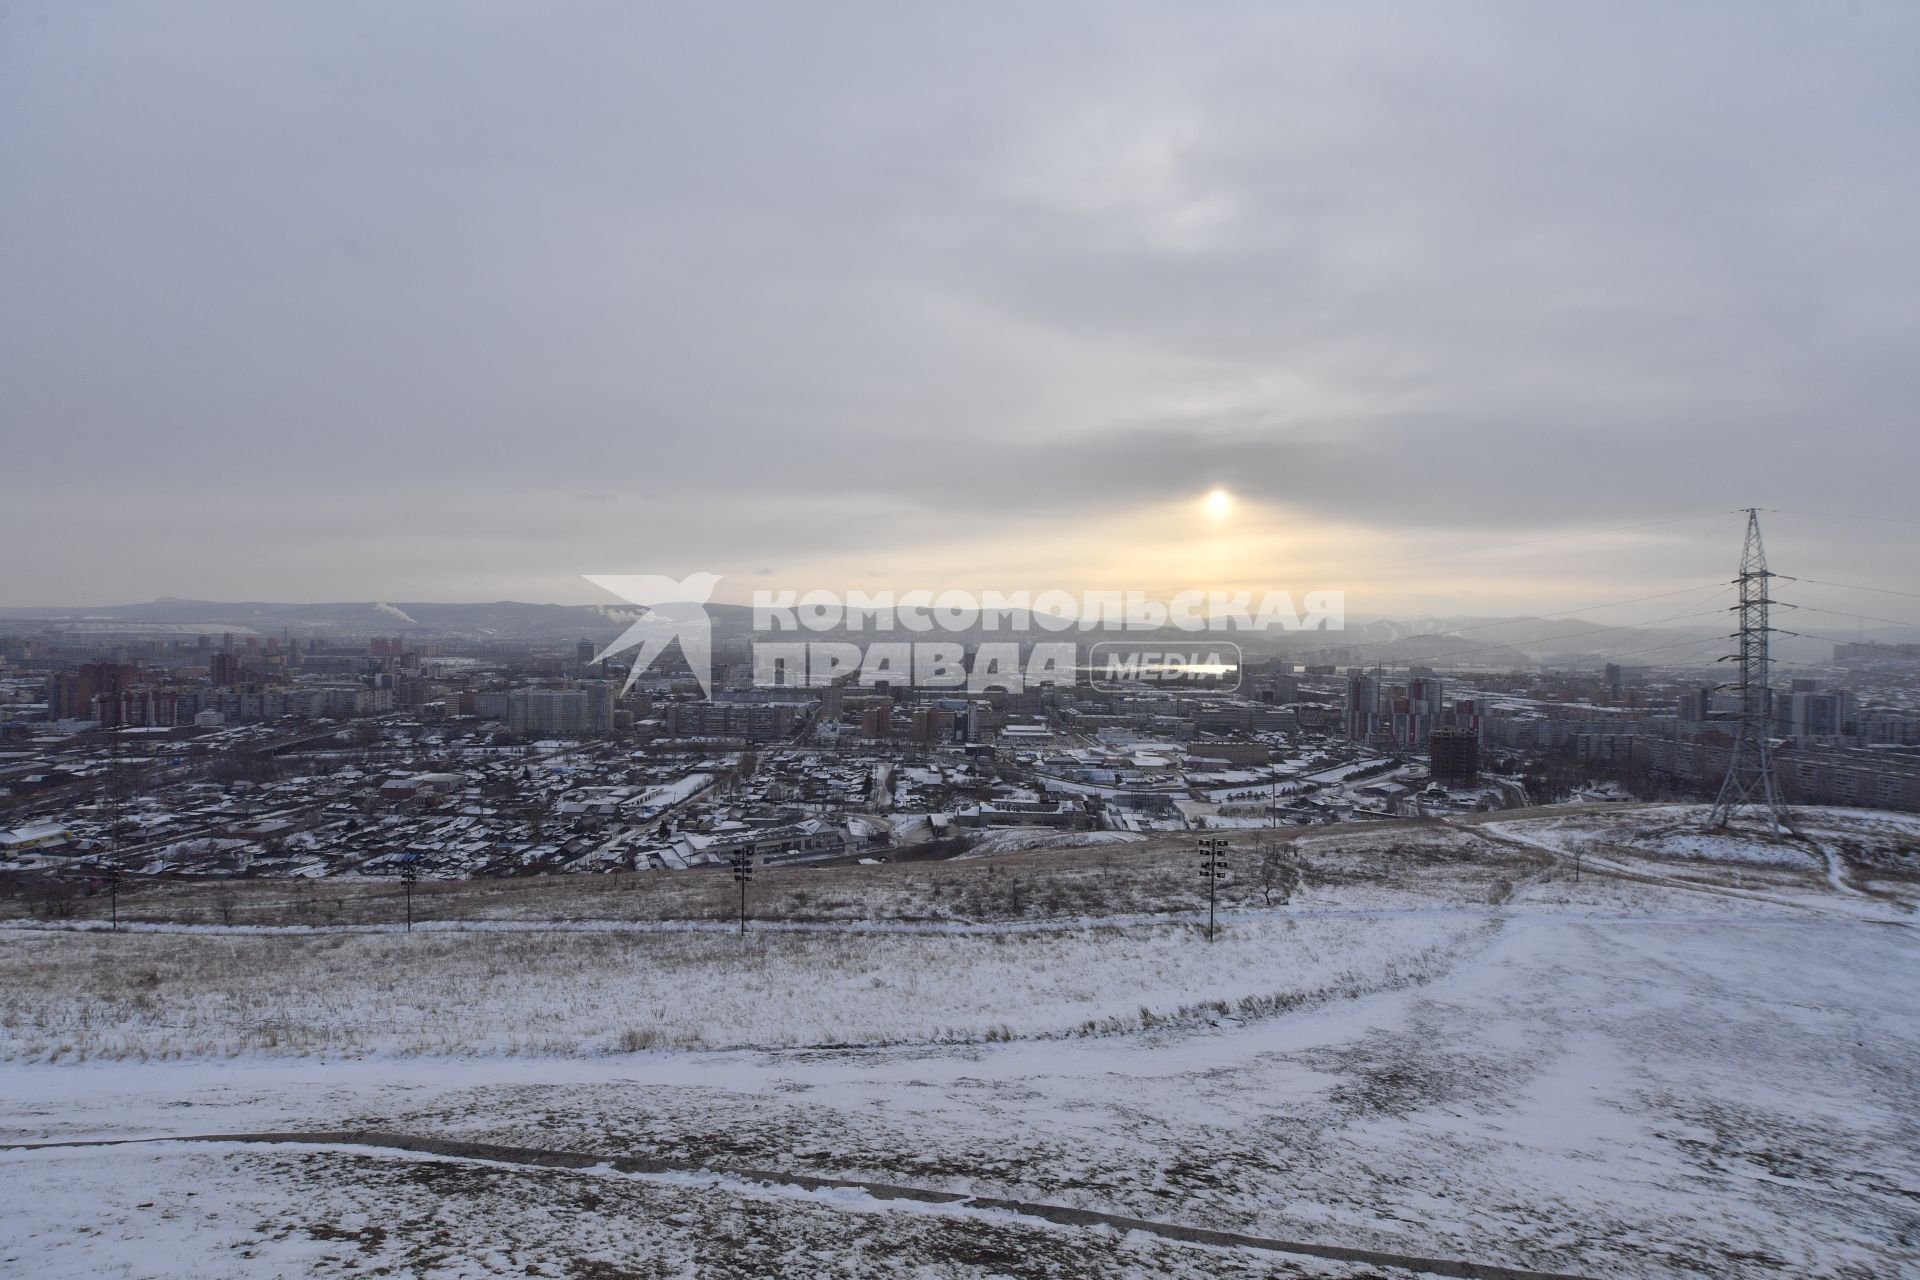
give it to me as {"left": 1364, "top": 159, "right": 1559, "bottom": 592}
{"left": 2, "top": 2, "right": 1915, "bottom": 625}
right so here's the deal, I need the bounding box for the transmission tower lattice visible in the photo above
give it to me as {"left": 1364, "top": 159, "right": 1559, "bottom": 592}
{"left": 1704, "top": 508, "right": 1797, "bottom": 837}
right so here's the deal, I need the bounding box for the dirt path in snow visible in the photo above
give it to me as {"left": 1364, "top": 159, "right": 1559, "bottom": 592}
{"left": 1463, "top": 818, "right": 1826, "bottom": 910}
{"left": 3, "top": 1129, "right": 1602, "bottom": 1280}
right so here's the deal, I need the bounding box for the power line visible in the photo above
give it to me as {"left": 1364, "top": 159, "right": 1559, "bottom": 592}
{"left": 1778, "top": 627, "right": 1919, "bottom": 655}
{"left": 1329, "top": 581, "right": 1732, "bottom": 657}
{"left": 1771, "top": 655, "right": 1847, "bottom": 670}
{"left": 1778, "top": 603, "right": 1920, "bottom": 632}
{"left": 1778, "top": 575, "right": 1920, "bottom": 603}
{"left": 1582, "top": 618, "right": 1737, "bottom": 664}
{"left": 1333, "top": 509, "right": 1737, "bottom": 575}
{"left": 1385, "top": 603, "right": 1734, "bottom": 668}
{"left": 1767, "top": 508, "right": 1920, "bottom": 529}
{"left": 1591, "top": 582, "right": 1736, "bottom": 659}
{"left": 1499, "top": 582, "right": 1734, "bottom": 624}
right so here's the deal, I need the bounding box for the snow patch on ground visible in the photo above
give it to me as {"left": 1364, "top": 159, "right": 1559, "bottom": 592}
{"left": 962, "top": 830, "right": 1146, "bottom": 857}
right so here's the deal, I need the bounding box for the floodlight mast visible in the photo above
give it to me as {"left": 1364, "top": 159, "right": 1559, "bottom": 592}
{"left": 399, "top": 853, "right": 420, "bottom": 932}
{"left": 731, "top": 849, "right": 754, "bottom": 935}
{"left": 1197, "top": 836, "right": 1228, "bottom": 941}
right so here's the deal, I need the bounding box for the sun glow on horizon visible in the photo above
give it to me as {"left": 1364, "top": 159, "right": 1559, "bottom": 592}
{"left": 1202, "top": 487, "right": 1234, "bottom": 520}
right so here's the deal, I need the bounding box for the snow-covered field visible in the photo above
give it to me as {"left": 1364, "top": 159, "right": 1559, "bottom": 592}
{"left": 3, "top": 806, "right": 1916, "bottom": 1278}
{"left": 0, "top": 912, "right": 1483, "bottom": 1059}
{"left": 1481, "top": 803, "right": 1920, "bottom": 917}
{"left": 1484, "top": 803, "right": 1920, "bottom": 870}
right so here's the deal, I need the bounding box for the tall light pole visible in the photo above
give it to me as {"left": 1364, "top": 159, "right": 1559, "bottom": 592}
{"left": 398, "top": 853, "right": 419, "bottom": 932}
{"left": 1197, "top": 835, "right": 1229, "bottom": 942}
{"left": 731, "top": 848, "right": 754, "bottom": 935}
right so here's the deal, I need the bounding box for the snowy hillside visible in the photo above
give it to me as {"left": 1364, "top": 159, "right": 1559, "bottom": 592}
{"left": 2, "top": 807, "right": 1915, "bottom": 1278}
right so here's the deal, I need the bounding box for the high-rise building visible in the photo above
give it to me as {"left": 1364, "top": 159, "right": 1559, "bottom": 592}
{"left": 1435, "top": 697, "right": 1484, "bottom": 742}
{"left": 1676, "top": 687, "right": 1718, "bottom": 734}
{"left": 1395, "top": 676, "right": 1444, "bottom": 747}
{"left": 1429, "top": 728, "right": 1479, "bottom": 785}
{"left": 506, "top": 682, "right": 616, "bottom": 737}
{"left": 47, "top": 662, "right": 140, "bottom": 720}
{"left": 581, "top": 680, "right": 615, "bottom": 733}
{"left": 1344, "top": 674, "right": 1377, "bottom": 742}
{"left": 661, "top": 701, "right": 798, "bottom": 741}
{"left": 1786, "top": 689, "right": 1851, "bottom": 744}
{"left": 909, "top": 707, "right": 958, "bottom": 742}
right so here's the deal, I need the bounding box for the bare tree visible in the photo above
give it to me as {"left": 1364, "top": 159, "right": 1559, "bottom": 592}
{"left": 27, "top": 875, "right": 81, "bottom": 920}
{"left": 1256, "top": 841, "right": 1298, "bottom": 907}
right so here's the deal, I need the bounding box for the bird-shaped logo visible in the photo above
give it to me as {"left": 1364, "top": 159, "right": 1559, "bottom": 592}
{"left": 583, "top": 572, "right": 723, "bottom": 697}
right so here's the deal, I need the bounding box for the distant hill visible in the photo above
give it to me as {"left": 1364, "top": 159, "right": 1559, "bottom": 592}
{"left": 0, "top": 598, "right": 647, "bottom": 642}
{"left": 0, "top": 598, "right": 1872, "bottom": 668}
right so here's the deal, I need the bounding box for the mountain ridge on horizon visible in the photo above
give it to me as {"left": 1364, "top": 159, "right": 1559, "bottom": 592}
{"left": 0, "top": 595, "right": 1649, "bottom": 637}
{"left": 0, "top": 595, "right": 1851, "bottom": 669}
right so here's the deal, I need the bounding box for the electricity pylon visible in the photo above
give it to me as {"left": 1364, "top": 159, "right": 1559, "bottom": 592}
{"left": 1704, "top": 509, "right": 1797, "bottom": 837}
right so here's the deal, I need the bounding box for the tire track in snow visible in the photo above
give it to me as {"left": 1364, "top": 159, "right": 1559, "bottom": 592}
{"left": 1470, "top": 821, "right": 1814, "bottom": 910}
{"left": 3, "top": 1130, "right": 1603, "bottom": 1280}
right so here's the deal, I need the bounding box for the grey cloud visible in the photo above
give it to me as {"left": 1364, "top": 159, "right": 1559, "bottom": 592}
{"left": 1, "top": 2, "right": 1915, "bottom": 605}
